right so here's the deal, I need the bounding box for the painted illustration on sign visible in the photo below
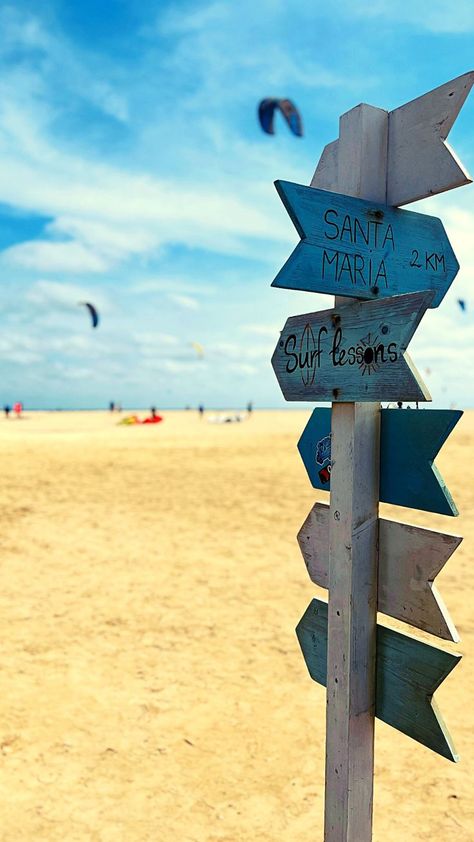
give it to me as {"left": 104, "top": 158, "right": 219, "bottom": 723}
{"left": 315, "top": 434, "right": 331, "bottom": 465}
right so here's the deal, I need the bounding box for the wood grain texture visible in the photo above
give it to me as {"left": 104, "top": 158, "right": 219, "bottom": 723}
{"left": 318, "top": 103, "right": 387, "bottom": 842}
{"left": 310, "top": 72, "right": 474, "bottom": 207}
{"left": 297, "top": 501, "right": 461, "bottom": 641}
{"left": 296, "top": 598, "right": 461, "bottom": 762}
{"left": 272, "top": 182, "right": 458, "bottom": 306}
{"left": 311, "top": 139, "right": 339, "bottom": 191}
{"left": 271, "top": 291, "right": 432, "bottom": 403}
{"left": 388, "top": 71, "right": 474, "bottom": 206}
{"left": 297, "top": 407, "right": 462, "bottom": 516}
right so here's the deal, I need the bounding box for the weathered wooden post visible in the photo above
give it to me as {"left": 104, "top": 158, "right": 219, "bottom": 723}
{"left": 271, "top": 72, "right": 474, "bottom": 841}
{"left": 318, "top": 103, "right": 385, "bottom": 842}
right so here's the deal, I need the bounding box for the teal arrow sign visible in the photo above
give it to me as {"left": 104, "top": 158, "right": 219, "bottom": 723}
{"left": 271, "top": 291, "right": 431, "bottom": 403}
{"left": 298, "top": 407, "right": 462, "bottom": 515}
{"left": 296, "top": 598, "right": 461, "bottom": 761}
{"left": 272, "top": 181, "right": 459, "bottom": 307}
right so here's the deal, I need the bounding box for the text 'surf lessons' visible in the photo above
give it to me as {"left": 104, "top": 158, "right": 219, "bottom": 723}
{"left": 281, "top": 323, "right": 398, "bottom": 386}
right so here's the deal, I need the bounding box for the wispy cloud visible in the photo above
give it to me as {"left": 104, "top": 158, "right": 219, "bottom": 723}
{"left": 349, "top": 0, "right": 474, "bottom": 33}
{"left": 167, "top": 293, "right": 200, "bottom": 310}
{"left": 241, "top": 323, "right": 281, "bottom": 338}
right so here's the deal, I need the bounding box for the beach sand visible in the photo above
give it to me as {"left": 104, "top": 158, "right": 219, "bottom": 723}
{"left": 0, "top": 408, "right": 472, "bottom": 841}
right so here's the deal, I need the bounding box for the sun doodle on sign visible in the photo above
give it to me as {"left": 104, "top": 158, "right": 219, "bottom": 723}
{"left": 359, "top": 332, "right": 383, "bottom": 376}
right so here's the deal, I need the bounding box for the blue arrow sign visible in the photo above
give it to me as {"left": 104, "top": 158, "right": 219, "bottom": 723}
{"left": 272, "top": 291, "right": 431, "bottom": 403}
{"left": 296, "top": 598, "right": 460, "bottom": 761}
{"left": 272, "top": 181, "right": 459, "bottom": 307}
{"left": 298, "top": 407, "right": 462, "bottom": 516}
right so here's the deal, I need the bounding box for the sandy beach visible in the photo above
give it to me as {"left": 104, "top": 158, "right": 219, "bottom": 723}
{"left": 0, "top": 408, "right": 472, "bottom": 842}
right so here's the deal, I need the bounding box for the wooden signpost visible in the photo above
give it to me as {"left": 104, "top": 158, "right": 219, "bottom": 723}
{"left": 272, "top": 182, "right": 459, "bottom": 304}
{"left": 297, "top": 407, "right": 462, "bottom": 515}
{"left": 271, "top": 71, "right": 473, "bottom": 842}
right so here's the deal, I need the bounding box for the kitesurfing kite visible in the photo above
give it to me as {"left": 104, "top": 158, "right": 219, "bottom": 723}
{"left": 191, "top": 342, "right": 204, "bottom": 359}
{"left": 78, "top": 301, "right": 99, "bottom": 328}
{"left": 258, "top": 98, "right": 303, "bottom": 137}
{"left": 457, "top": 298, "right": 467, "bottom": 312}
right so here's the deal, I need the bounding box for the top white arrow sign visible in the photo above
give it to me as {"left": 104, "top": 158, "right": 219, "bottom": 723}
{"left": 311, "top": 72, "right": 474, "bottom": 207}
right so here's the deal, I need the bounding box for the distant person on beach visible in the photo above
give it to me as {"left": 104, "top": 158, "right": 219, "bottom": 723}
{"left": 198, "top": 404, "right": 204, "bottom": 419}
{"left": 150, "top": 406, "right": 157, "bottom": 418}
{"left": 13, "top": 401, "right": 23, "bottom": 418}
{"left": 109, "top": 401, "right": 115, "bottom": 412}
{"left": 247, "top": 401, "right": 253, "bottom": 415}
{"left": 4, "top": 404, "right": 11, "bottom": 418}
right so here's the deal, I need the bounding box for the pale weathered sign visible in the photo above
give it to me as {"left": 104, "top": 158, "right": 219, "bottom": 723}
{"left": 271, "top": 291, "right": 431, "bottom": 402}
{"left": 298, "top": 502, "right": 461, "bottom": 641}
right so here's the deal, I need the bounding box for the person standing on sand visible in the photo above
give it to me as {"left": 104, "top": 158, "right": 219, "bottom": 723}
{"left": 198, "top": 404, "right": 204, "bottom": 419}
{"left": 13, "top": 401, "right": 22, "bottom": 418}
{"left": 4, "top": 404, "right": 11, "bottom": 418}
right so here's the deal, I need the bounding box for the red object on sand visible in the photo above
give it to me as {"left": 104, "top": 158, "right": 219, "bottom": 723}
{"left": 142, "top": 415, "right": 163, "bottom": 424}
{"left": 13, "top": 402, "right": 23, "bottom": 416}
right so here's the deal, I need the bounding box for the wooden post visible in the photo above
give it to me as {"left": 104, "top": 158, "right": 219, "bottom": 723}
{"left": 311, "top": 104, "right": 388, "bottom": 841}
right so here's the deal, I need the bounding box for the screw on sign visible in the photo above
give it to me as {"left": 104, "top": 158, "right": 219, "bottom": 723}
{"left": 270, "top": 71, "right": 473, "bottom": 842}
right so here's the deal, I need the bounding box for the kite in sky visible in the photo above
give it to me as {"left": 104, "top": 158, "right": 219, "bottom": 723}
{"left": 258, "top": 98, "right": 303, "bottom": 137}
{"left": 78, "top": 301, "right": 99, "bottom": 328}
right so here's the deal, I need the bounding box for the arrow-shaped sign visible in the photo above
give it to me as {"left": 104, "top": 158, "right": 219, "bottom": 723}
{"left": 271, "top": 291, "right": 431, "bottom": 402}
{"left": 298, "top": 407, "right": 462, "bottom": 515}
{"left": 272, "top": 182, "right": 459, "bottom": 306}
{"left": 298, "top": 502, "right": 461, "bottom": 641}
{"left": 311, "top": 72, "right": 474, "bottom": 206}
{"left": 296, "top": 598, "right": 461, "bottom": 761}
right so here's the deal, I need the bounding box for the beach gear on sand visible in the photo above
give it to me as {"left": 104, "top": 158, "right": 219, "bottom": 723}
{"left": 118, "top": 414, "right": 163, "bottom": 426}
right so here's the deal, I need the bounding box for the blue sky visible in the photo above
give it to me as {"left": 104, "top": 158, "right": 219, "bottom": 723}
{"left": 1, "top": 0, "right": 474, "bottom": 409}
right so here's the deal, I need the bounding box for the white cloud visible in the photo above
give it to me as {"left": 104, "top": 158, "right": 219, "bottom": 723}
{"left": 132, "top": 279, "right": 216, "bottom": 296}
{"left": 133, "top": 332, "right": 179, "bottom": 347}
{"left": 25, "top": 279, "right": 108, "bottom": 311}
{"left": 5, "top": 240, "right": 109, "bottom": 273}
{"left": 241, "top": 323, "right": 281, "bottom": 338}
{"left": 0, "top": 112, "right": 293, "bottom": 271}
{"left": 350, "top": 0, "right": 474, "bottom": 32}
{"left": 167, "top": 293, "right": 199, "bottom": 310}
{"left": 0, "top": 6, "right": 130, "bottom": 121}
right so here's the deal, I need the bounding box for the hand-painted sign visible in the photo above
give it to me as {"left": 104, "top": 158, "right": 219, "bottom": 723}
{"left": 312, "top": 72, "right": 474, "bottom": 206}
{"left": 298, "top": 407, "right": 461, "bottom": 515}
{"left": 271, "top": 291, "right": 431, "bottom": 402}
{"left": 272, "top": 182, "right": 459, "bottom": 306}
{"left": 298, "top": 502, "right": 461, "bottom": 641}
{"left": 296, "top": 598, "right": 461, "bottom": 761}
